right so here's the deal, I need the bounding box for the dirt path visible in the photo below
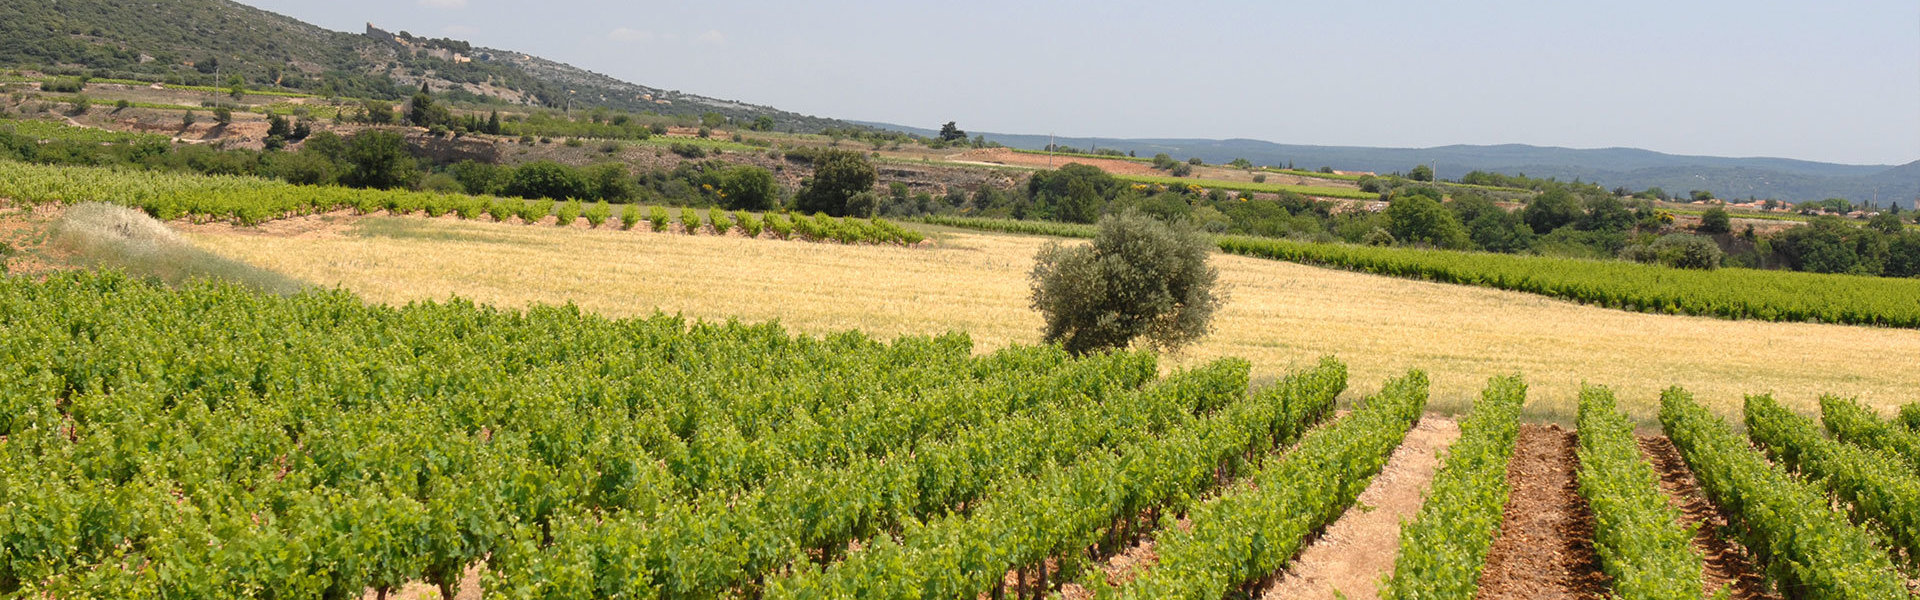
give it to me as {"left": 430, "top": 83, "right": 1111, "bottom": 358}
{"left": 1638, "top": 436, "right": 1781, "bottom": 600}
{"left": 1474, "top": 424, "right": 1609, "bottom": 600}
{"left": 1257, "top": 416, "right": 1463, "bottom": 600}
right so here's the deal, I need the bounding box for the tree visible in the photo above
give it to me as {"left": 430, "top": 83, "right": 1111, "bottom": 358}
{"left": 1868, "top": 211, "right": 1905, "bottom": 235}
{"left": 1029, "top": 211, "right": 1222, "bottom": 355}
{"left": 793, "top": 149, "right": 877, "bottom": 216}
{"left": 485, "top": 111, "right": 502, "bottom": 135}
{"left": 1385, "top": 190, "right": 1470, "bottom": 249}
{"left": 1521, "top": 188, "right": 1582, "bottom": 234}
{"left": 338, "top": 130, "right": 419, "bottom": 190}
{"left": 1408, "top": 164, "right": 1434, "bottom": 182}
{"left": 504, "top": 161, "right": 589, "bottom": 200}
{"left": 212, "top": 107, "right": 233, "bottom": 126}
{"left": 938, "top": 121, "right": 967, "bottom": 142}
{"left": 720, "top": 165, "right": 779, "bottom": 210}
{"left": 1228, "top": 158, "right": 1254, "bottom": 170}
{"left": 1028, "top": 163, "right": 1122, "bottom": 223}
{"left": 1689, "top": 189, "right": 1714, "bottom": 203}
{"left": 1697, "top": 206, "right": 1732, "bottom": 234}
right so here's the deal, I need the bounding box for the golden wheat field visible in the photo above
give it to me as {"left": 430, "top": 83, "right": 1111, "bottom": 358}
{"left": 183, "top": 214, "right": 1920, "bottom": 420}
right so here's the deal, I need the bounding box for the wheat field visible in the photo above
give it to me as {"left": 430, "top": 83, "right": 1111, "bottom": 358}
{"left": 184, "top": 214, "right": 1920, "bottom": 421}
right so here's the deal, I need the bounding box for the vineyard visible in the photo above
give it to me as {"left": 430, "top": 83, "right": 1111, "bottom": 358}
{"left": 916, "top": 215, "right": 1920, "bottom": 328}
{"left": 1, "top": 272, "right": 1915, "bottom": 599}
{"left": 0, "top": 161, "right": 923, "bottom": 245}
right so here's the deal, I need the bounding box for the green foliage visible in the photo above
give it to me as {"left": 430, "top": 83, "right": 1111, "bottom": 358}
{"left": 1116, "top": 371, "right": 1427, "bottom": 599}
{"left": 793, "top": 149, "right": 876, "bottom": 217}
{"left": 1028, "top": 163, "right": 1124, "bottom": 223}
{"left": 1697, "top": 206, "right": 1732, "bottom": 234}
{"left": 1661, "top": 389, "right": 1906, "bottom": 599}
{"left": 1820, "top": 396, "right": 1920, "bottom": 471}
{"left": 1522, "top": 188, "right": 1583, "bottom": 234}
{"left": 707, "top": 207, "right": 732, "bottom": 234}
{"left": 1216, "top": 234, "right": 1920, "bottom": 327}
{"left": 334, "top": 130, "right": 417, "bottom": 190}
{"left": 1386, "top": 190, "right": 1470, "bottom": 249}
{"left": 618, "top": 203, "right": 641, "bottom": 230}
{"left": 718, "top": 165, "right": 778, "bottom": 211}
{"left": 584, "top": 201, "right": 611, "bottom": 228}
{"left": 504, "top": 160, "right": 588, "bottom": 201}
{"left": 678, "top": 206, "right": 701, "bottom": 234}
{"left": 1381, "top": 375, "right": 1525, "bottom": 599}
{"left": 734, "top": 211, "right": 762, "bottom": 238}
{"left": 1573, "top": 387, "right": 1702, "bottom": 600}
{"left": 1030, "top": 211, "right": 1221, "bottom": 355}
{"left": 646, "top": 206, "right": 670, "bottom": 232}
{"left": 1620, "top": 233, "right": 1723, "bottom": 270}
{"left": 1747, "top": 394, "right": 1920, "bottom": 570}
{"left": 769, "top": 360, "right": 1349, "bottom": 600}
{"left": 553, "top": 199, "right": 582, "bottom": 226}
{"left": 937, "top": 121, "right": 966, "bottom": 142}
{"left": 764, "top": 213, "right": 793, "bottom": 239}
{"left": 1408, "top": 164, "right": 1434, "bottom": 182}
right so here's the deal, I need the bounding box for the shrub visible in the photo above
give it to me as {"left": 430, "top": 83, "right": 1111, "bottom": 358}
{"left": 670, "top": 142, "right": 707, "bottom": 159}
{"left": 564, "top": 137, "right": 585, "bottom": 148}
{"left": 585, "top": 201, "right": 611, "bottom": 227}
{"left": 487, "top": 200, "right": 513, "bottom": 222}
{"left": 1253, "top": 174, "right": 1267, "bottom": 183}
{"left": 1029, "top": 210, "right": 1222, "bottom": 355}
{"left": 619, "top": 204, "right": 641, "bottom": 230}
{"left": 793, "top": 149, "right": 876, "bottom": 216}
{"left": 679, "top": 206, "right": 701, "bottom": 233}
{"left": 720, "top": 165, "right": 779, "bottom": 211}
{"left": 735, "top": 211, "right": 762, "bottom": 237}
{"left": 554, "top": 199, "right": 583, "bottom": 226}
{"left": 1622, "top": 234, "right": 1722, "bottom": 270}
{"left": 1697, "top": 207, "right": 1731, "bottom": 234}
{"left": 708, "top": 207, "right": 732, "bottom": 234}
{"left": 647, "top": 206, "right": 670, "bottom": 232}
{"left": 765, "top": 213, "right": 792, "bottom": 239}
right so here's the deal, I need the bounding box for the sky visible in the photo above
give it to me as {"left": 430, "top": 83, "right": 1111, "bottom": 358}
{"left": 241, "top": 0, "right": 1920, "bottom": 166}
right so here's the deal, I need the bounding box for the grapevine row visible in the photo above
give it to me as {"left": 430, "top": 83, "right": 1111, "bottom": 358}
{"left": 1113, "top": 370, "right": 1428, "bottom": 599}
{"left": 1572, "top": 386, "right": 1702, "bottom": 600}
{"left": 1380, "top": 374, "right": 1526, "bottom": 599}
{"left": 0, "top": 160, "right": 923, "bottom": 244}
{"left": 765, "top": 359, "right": 1350, "bottom": 599}
{"left": 1658, "top": 388, "right": 1905, "bottom": 599}
{"left": 1820, "top": 395, "right": 1920, "bottom": 472}
{"left": 1746, "top": 394, "right": 1920, "bottom": 569}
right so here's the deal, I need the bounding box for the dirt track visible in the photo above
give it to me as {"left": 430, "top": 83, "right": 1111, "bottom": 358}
{"left": 1474, "top": 425, "right": 1609, "bottom": 600}
{"left": 1259, "top": 416, "right": 1462, "bottom": 600}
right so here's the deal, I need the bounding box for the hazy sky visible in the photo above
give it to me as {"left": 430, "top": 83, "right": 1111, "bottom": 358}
{"left": 241, "top": 0, "right": 1920, "bottom": 165}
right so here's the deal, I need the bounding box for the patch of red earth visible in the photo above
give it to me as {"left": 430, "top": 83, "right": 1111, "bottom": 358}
{"left": 1474, "top": 424, "right": 1609, "bottom": 600}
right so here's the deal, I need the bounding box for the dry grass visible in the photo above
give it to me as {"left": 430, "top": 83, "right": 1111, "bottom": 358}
{"left": 183, "top": 215, "right": 1920, "bottom": 421}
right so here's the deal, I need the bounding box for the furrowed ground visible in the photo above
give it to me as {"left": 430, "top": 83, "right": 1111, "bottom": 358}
{"left": 176, "top": 212, "right": 1920, "bottom": 419}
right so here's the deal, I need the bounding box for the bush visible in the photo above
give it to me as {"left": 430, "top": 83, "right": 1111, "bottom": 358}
{"left": 504, "top": 161, "right": 589, "bottom": 201}
{"left": 585, "top": 201, "right": 611, "bottom": 227}
{"left": 708, "top": 207, "right": 733, "bottom": 234}
{"left": 620, "top": 204, "right": 641, "bottom": 230}
{"left": 487, "top": 200, "right": 513, "bottom": 222}
{"left": 1622, "top": 234, "right": 1722, "bottom": 270}
{"left": 555, "top": 199, "right": 583, "bottom": 226}
{"left": 679, "top": 206, "right": 701, "bottom": 233}
{"left": 735, "top": 211, "right": 762, "bottom": 237}
{"left": 647, "top": 206, "right": 670, "bottom": 232}
{"left": 1252, "top": 174, "right": 1267, "bottom": 183}
{"left": 793, "top": 149, "right": 876, "bottom": 216}
{"left": 1697, "top": 206, "right": 1731, "bottom": 234}
{"left": 670, "top": 142, "right": 707, "bottom": 159}
{"left": 1029, "top": 210, "right": 1222, "bottom": 355}
{"left": 720, "top": 165, "right": 779, "bottom": 211}
{"left": 765, "top": 213, "right": 793, "bottom": 239}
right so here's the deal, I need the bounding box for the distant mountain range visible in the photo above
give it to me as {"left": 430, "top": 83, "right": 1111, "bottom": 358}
{"left": 865, "top": 122, "right": 1920, "bottom": 207}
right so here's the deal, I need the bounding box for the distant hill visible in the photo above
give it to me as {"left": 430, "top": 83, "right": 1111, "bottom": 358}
{"left": 0, "top": 0, "right": 850, "bottom": 131}
{"left": 866, "top": 122, "right": 1920, "bottom": 207}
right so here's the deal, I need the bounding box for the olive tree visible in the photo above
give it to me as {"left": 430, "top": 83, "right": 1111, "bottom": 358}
{"left": 1029, "top": 211, "right": 1222, "bottom": 355}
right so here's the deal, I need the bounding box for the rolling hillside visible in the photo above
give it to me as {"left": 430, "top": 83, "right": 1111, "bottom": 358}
{"left": 0, "top": 0, "right": 850, "bottom": 130}
{"left": 869, "top": 123, "right": 1920, "bottom": 206}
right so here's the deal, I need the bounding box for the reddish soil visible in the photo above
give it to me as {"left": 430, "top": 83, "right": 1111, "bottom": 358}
{"left": 1474, "top": 425, "right": 1609, "bottom": 600}
{"left": 1638, "top": 436, "right": 1781, "bottom": 600}
{"left": 948, "top": 148, "right": 1161, "bottom": 176}
{"left": 1259, "top": 416, "right": 1463, "bottom": 600}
